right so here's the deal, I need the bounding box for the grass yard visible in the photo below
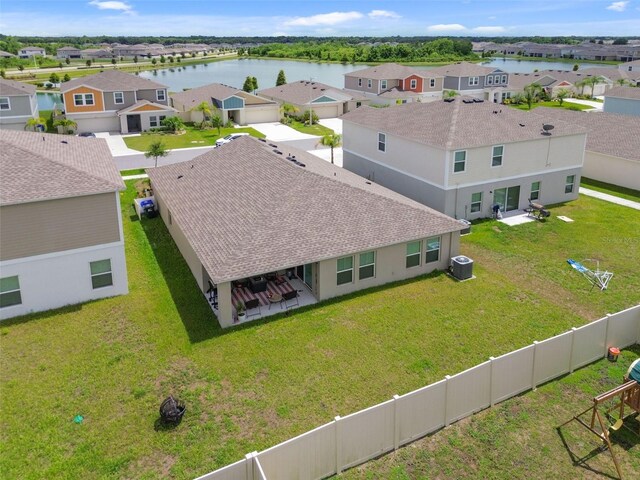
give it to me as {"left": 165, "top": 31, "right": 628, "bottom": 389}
{"left": 581, "top": 177, "right": 640, "bottom": 203}
{"left": 1, "top": 184, "right": 639, "bottom": 479}
{"left": 120, "top": 168, "right": 147, "bottom": 176}
{"left": 341, "top": 347, "right": 640, "bottom": 480}
{"left": 123, "top": 125, "right": 265, "bottom": 151}
{"left": 286, "top": 118, "right": 334, "bottom": 136}
{"left": 510, "top": 100, "right": 594, "bottom": 112}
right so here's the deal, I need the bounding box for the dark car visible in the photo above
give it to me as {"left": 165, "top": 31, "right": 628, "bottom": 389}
{"left": 77, "top": 132, "right": 96, "bottom": 138}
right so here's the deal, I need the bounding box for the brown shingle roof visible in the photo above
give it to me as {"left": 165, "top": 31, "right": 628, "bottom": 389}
{"left": 345, "top": 63, "right": 442, "bottom": 80}
{"left": 60, "top": 70, "right": 167, "bottom": 93}
{"left": 0, "top": 78, "right": 36, "bottom": 96}
{"left": 258, "top": 80, "right": 362, "bottom": 105}
{"left": 534, "top": 107, "right": 640, "bottom": 162}
{"left": 147, "top": 137, "right": 463, "bottom": 284}
{"left": 342, "top": 99, "right": 587, "bottom": 150}
{"left": 604, "top": 86, "right": 640, "bottom": 100}
{"left": 170, "top": 83, "right": 275, "bottom": 111}
{"left": 0, "top": 131, "right": 124, "bottom": 206}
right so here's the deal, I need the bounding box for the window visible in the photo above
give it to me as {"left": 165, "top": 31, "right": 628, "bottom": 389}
{"left": 629, "top": 66, "right": 633, "bottom": 72}
{"left": 486, "top": 75, "right": 494, "bottom": 85}
{"left": 430, "top": 78, "right": 436, "bottom": 88}
{"left": 113, "top": 91, "right": 124, "bottom": 104}
{"left": 453, "top": 150, "right": 466, "bottom": 173}
{"left": 530, "top": 181, "right": 541, "bottom": 201}
{"left": 337, "top": 256, "right": 354, "bottom": 285}
{"left": 378, "top": 132, "right": 386, "bottom": 152}
{"left": 359, "top": 251, "right": 376, "bottom": 280}
{"left": 381, "top": 80, "right": 387, "bottom": 90}
{"left": 502, "top": 92, "right": 512, "bottom": 101}
{"left": 73, "top": 94, "right": 83, "bottom": 106}
{"left": 406, "top": 241, "right": 421, "bottom": 268}
{"left": 356, "top": 101, "right": 362, "bottom": 108}
{"left": 491, "top": 145, "right": 504, "bottom": 167}
{"left": 468, "top": 76, "right": 479, "bottom": 86}
{"left": 90, "top": 259, "right": 113, "bottom": 289}
{"left": 410, "top": 79, "right": 417, "bottom": 89}
{"left": 358, "top": 78, "right": 362, "bottom": 87}
{"left": 565, "top": 175, "right": 575, "bottom": 194}
{"left": 425, "top": 237, "right": 440, "bottom": 263}
{"left": 471, "top": 192, "right": 483, "bottom": 213}
{"left": 156, "top": 89, "right": 166, "bottom": 101}
{"left": 149, "top": 115, "right": 158, "bottom": 127}
{"left": 73, "top": 93, "right": 94, "bottom": 106}
{"left": 367, "top": 79, "right": 372, "bottom": 89}
{"left": 501, "top": 74, "right": 507, "bottom": 84}
{"left": 84, "top": 93, "right": 94, "bottom": 105}
{"left": 0, "top": 97, "right": 10, "bottom": 110}
{"left": 0, "top": 276, "right": 22, "bottom": 308}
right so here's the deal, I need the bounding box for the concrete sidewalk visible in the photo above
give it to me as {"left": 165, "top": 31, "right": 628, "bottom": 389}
{"left": 95, "top": 132, "right": 140, "bottom": 156}
{"left": 579, "top": 187, "right": 640, "bottom": 210}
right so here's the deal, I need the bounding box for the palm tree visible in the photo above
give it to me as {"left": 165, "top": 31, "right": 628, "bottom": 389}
{"left": 443, "top": 90, "right": 459, "bottom": 99}
{"left": 555, "top": 88, "right": 571, "bottom": 106}
{"left": 144, "top": 141, "right": 169, "bottom": 168}
{"left": 53, "top": 118, "right": 77, "bottom": 134}
{"left": 523, "top": 83, "right": 542, "bottom": 110}
{"left": 280, "top": 102, "right": 299, "bottom": 124}
{"left": 616, "top": 78, "right": 628, "bottom": 86}
{"left": 316, "top": 133, "right": 342, "bottom": 165}
{"left": 575, "top": 78, "right": 587, "bottom": 96}
{"left": 583, "top": 76, "right": 604, "bottom": 98}
{"left": 194, "top": 101, "right": 212, "bottom": 127}
{"left": 210, "top": 114, "right": 223, "bottom": 135}
{"left": 24, "top": 117, "right": 45, "bottom": 132}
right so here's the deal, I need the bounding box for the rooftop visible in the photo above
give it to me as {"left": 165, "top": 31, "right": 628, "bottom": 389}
{"left": 147, "top": 136, "right": 463, "bottom": 284}
{"left": 604, "top": 86, "right": 640, "bottom": 100}
{"left": 0, "top": 131, "right": 124, "bottom": 206}
{"left": 170, "top": 83, "right": 275, "bottom": 111}
{"left": 258, "top": 80, "right": 365, "bottom": 106}
{"left": 427, "top": 61, "right": 499, "bottom": 78}
{"left": 344, "top": 63, "right": 441, "bottom": 80}
{"left": 60, "top": 70, "right": 167, "bottom": 93}
{"left": 341, "top": 98, "right": 587, "bottom": 150}
{"left": 0, "top": 78, "right": 36, "bottom": 96}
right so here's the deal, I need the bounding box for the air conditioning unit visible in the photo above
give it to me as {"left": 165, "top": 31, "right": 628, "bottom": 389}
{"left": 451, "top": 255, "right": 474, "bottom": 280}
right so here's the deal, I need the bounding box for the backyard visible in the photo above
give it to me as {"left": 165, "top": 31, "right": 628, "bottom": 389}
{"left": 510, "top": 100, "right": 594, "bottom": 111}
{"left": 0, "top": 182, "right": 639, "bottom": 479}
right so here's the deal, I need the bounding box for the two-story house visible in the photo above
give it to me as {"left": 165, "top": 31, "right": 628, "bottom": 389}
{"left": 0, "top": 79, "right": 39, "bottom": 131}
{"left": 0, "top": 131, "right": 128, "bottom": 320}
{"left": 18, "top": 46, "right": 46, "bottom": 58}
{"left": 343, "top": 63, "right": 444, "bottom": 105}
{"left": 341, "top": 99, "right": 587, "bottom": 220}
{"left": 427, "top": 62, "right": 511, "bottom": 103}
{"left": 59, "top": 70, "right": 176, "bottom": 133}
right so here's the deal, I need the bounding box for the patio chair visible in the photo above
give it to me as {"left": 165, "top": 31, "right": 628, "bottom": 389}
{"left": 567, "top": 259, "right": 613, "bottom": 291}
{"left": 244, "top": 298, "right": 262, "bottom": 320}
{"left": 282, "top": 290, "right": 299, "bottom": 309}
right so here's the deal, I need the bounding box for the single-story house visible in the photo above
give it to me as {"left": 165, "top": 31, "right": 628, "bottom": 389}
{"left": 56, "top": 46, "right": 82, "bottom": 59}
{"left": 603, "top": 86, "right": 640, "bottom": 117}
{"left": 147, "top": 136, "right": 465, "bottom": 328}
{"left": 0, "top": 78, "right": 39, "bottom": 131}
{"left": 0, "top": 131, "right": 128, "bottom": 320}
{"left": 18, "top": 47, "right": 46, "bottom": 58}
{"left": 170, "top": 83, "right": 280, "bottom": 125}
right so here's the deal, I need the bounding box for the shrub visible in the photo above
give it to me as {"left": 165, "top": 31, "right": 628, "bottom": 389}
{"left": 301, "top": 109, "right": 319, "bottom": 125}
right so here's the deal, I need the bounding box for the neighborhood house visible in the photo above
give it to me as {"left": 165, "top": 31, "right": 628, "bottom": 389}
{"left": 0, "top": 78, "right": 40, "bottom": 131}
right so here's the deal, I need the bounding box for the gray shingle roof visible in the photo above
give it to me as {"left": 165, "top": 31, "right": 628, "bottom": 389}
{"left": 258, "top": 80, "right": 362, "bottom": 105}
{"left": 60, "top": 70, "right": 167, "bottom": 93}
{"left": 0, "top": 131, "right": 124, "bottom": 206}
{"left": 170, "top": 83, "right": 275, "bottom": 111}
{"left": 342, "top": 98, "right": 587, "bottom": 150}
{"left": 605, "top": 86, "right": 640, "bottom": 100}
{"left": 534, "top": 107, "right": 640, "bottom": 162}
{"left": 0, "top": 78, "right": 36, "bottom": 96}
{"left": 427, "top": 61, "right": 498, "bottom": 78}
{"left": 345, "top": 63, "right": 442, "bottom": 80}
{"left": 147, "top": 137, "right": 463, "bottom": 284}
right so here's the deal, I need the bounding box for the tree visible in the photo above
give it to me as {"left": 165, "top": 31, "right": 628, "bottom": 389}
{"left": 53, "top": 118, "right": 77, "bottom": 134}
{"left": 555, "top": 88, "right": 570, "bottom": 106}
{"left": 210, "top": 114, "right": 223, "bottom": 134}
{"left": 65, "top": 57, "right": 70, "bottom": 65}
{"left": 194, "top": 101, "right": 212, "bottom": 127}
{"left": 276, "top": 69, "right": 287, "bottom": 86}
{"left": 443, "top": 90, "right": 459, "bottom": 99}
{"left": 24, "top": 116, "right": 45, "bottom": 132}
{"left": 0, "top": 70, "right": 5, "bottom": 78}
{"left": 63, "top": 73, "right": 71, "bottom": 82}
{"left": 242, "top": 75, "right": 254, "bottom": 92}
{"left": 160, "top": 116, "right": 184, "bottom": 133}
{"left": 279, "top": 102, "right": 299, "bottom": 123}
{"left": 160, "top": 55, "right": 166, "bottom": 64}
{"left": 583, "top": 76, "right": 603, "bottom": 98}
{"left": 144, "top": 141, "right": 169, "bottom": 168}
{"left": 575, "top": 78, "right": 587, "bottom": 96}
{"left": 523, "top": 83, "right": 542, "bottom": 110}
{"left": 251, "top": 76, "right": 258, "bottom": 93}
{"left": 612, "top": 38, "right": 628, "bottom": 45}
{"left": 18, "top": 65, "right": 24, "bottom": 72}
{"left": 316, "top": 133, "right": 342, "bottom": 164}
{"left": 48, "top": 73, "right": 60, "bottom": 85}
{"left": 151, "top": 58, "right": 157, "bottom": 65}
{"left": 111, "top": 58, "right": 117, "bottom": 65}
{"left": 86, "top": 60, "right": 92, "bottom": 67}
{"left": 572, "top": 64, "right": 579, "bottom": 71}
{"left": 58, "top": 62, "right": 63, "bottom": 69}
{"left": 133, "top": 55, "right": 138, "bottom": 63}
{"left": 616, "top": 78, "right": 628, "bottom": 86}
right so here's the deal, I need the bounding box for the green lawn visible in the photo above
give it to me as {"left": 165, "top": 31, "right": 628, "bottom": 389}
{"left": 123, "top": 125, "right": 265, "bottom": 151}
{"left": 1, "top": 186, "right": 639, "bottom": 479}
{"left": 120, "top": 168, "right": 147, "bottom": 176}
{"left": 286, "top": 118, "right": 334, "bottom": 136}
{"left": 510, "top": 100, "right": 593, "bottom": 111}
{"left": 341, "top": 347, "right": 640, "bottom": 480}
{"left": 581, "top": 177, "right": 640, "bottom": 203}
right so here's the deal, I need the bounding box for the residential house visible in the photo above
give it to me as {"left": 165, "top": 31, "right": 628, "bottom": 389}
{"left": 258, "top": 80, "right": 368, "bottom": 119}
{"left": 343, "top": 63, "right": 444, "bottom": 105}
{"left": 535, "top": 107, "right": 640, "bottom": 191}
{"left": 0, "top": 51, "right": 16, "bottom": 58}
{"left": 603, "top": 86, "right": 640, "bottom": 117}
{"left": 171, "top": 83, "right": 280, "bottom": 125}
{"left": 0, "top": 78, "right": 39, "bottom": 131}
{"left": 80, "top": 48, "right": 114, "bottom": 60}
{"left": 18, "top": 47, "right": 46, "bottom": 59}
{"left": 426, "top": 62, "right": 511, "bottom": 103}
{"left": 59, "top": 70, "right": 176, "bottom": 133}
{"left": 618, "top": 60, "right": 640, "bottom": 85}
{"left": 146, "top": 136, "right": 464, "bottom": 328}
{"left": 0, "top": 131, "right": 128, "bottom": 320}
{"left": 56, "top": 46, "right": 82, "bottom": 59}
{"left": 341, "top": 99, "right": 587, "bottom": 220}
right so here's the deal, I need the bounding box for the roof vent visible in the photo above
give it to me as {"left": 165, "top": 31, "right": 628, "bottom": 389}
{"left": 444, "top": 97, "right": 455, "bottom": 103}
{"left": 519, "top": 123, "right": 526, "bottom": 127}
{"left": 273, "top": 149, "right": 282, "bottom": 154}
{"left": 258, "top": 138, "right": 266, "bottom": 142}
{"left": 365, "top": 181, "right": 372, "bottom": 185}
{"left": 462, "top": 99, "right": 474, "bottom": 104}
{"left": 472, "top": 98, "right": 484, "bottom": 103}
{"left": 177, "top": 175, "right": 183, "bottom": 179}
{"left": 268, "top": 143, "right": 277, "bottom": 148}
{"left": 61, "top": 140, "right": 68, "bottom": 144}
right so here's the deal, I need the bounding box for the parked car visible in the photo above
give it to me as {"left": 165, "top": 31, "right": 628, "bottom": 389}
{"left": 215, "top": 132, "right": 249, "bottom": 146}
{"left": 76, "top": 132, "right": 96, "bottom": 138}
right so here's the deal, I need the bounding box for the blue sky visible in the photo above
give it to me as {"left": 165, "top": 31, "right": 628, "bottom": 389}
{"left": 1, "top": 1, "right": 639, "bottom": 37}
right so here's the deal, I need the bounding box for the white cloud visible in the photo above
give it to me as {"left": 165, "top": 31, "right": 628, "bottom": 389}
{"left": 368, "top": 10, "right": 400, "bottom": 19}
{"left": 283, "top": 11, "right": 363, "bottom": 27}
{"left": 606, "top": 1, "right": 629, "bottom": 12}
{"left": 473, "top": 26, "right": 506, "bottom": 33}
{"left": 426, "top": 23, "right": 467, "bottom": 32}
{"left": 88, "top": 1, "right": 133, "bottom": 13}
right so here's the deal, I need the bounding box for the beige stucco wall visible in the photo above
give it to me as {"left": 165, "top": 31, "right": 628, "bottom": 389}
{"left": 583, "top": 151, "right": 640, "bottom": 190}
{"left": 0, "top": 192, "right": 121, "bottom": 261}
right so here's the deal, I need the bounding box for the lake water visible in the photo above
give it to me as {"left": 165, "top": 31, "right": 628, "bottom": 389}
{"left": 37, "top": 58, "right": 614, "bottom": 110}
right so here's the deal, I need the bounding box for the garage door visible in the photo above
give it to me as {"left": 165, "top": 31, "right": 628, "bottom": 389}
{"left": 245, "top": 106, "right": 280, "bottom": 124}
{"left": 311, "top": 104, "right": 341, "bottom": 119}
{"left": 74, "top": 116, "right": 121, "bottom": 134}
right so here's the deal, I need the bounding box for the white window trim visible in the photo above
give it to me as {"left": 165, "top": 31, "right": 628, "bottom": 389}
{"left": 359, "top": 251, "right": 376, "bottom": 280}
{"left": 471, "top": 192, "right": 483, "bottom": 213}
{"left": 0, "top": 97, "right": 10, "bottom": 111}
{"left": 381, "top": 80, "right": 387, "bottom": 90}
{"left": 0, "top": 275, "right": 22, "bottom": 309}
{"left": 377, "top": 132, "right": 386, "bottom": 153}
{"left": 468, "top": 76, "right": 479, "bottom": 86}
{"left": 430, "top": 78, "right": 436, "bottom": 88}
{"left": 531, "top": 181, "right": 541, "bottom": 201}
{"left": 425, "top": 236, "right": 441, "bottom": 264}
{"left": 501, "top": 74, "right": 507, "bottom": 84}
{"left": 156, "top": 89, "right": 166, "bottom": 101}
{"left": 453, "top": 150, "right": 466, "bottom": 174}
{"left": 73, "top": 93, "right": 94, "bottom": 106}
{"left": 90, "top": 259, "right": 113, "bottom": 290}
{"left": 565, "top": 175, "right": 575, "bottom": 194}
{"left": 486, "top": 75, "right": 494, "bottom": 85}
{"left": 113, "top": 91, "right": 124, "bottom": 104}
{"left": 491, "top": 145, "right": 504, "bottom": 168}
{"left": 337, "top": 256, "right": 354, "bottom": 286}
{"left": 406, "top": 241, "right": 422, "bottom": 269}
{"left": 149, "top": 115, "right": 158, "bottom": 127}
{"left": 367, "top": 79, "right": 372, "bottom": 89}
{"left": 410, "top": 79, "right": 417, "bottom": 89}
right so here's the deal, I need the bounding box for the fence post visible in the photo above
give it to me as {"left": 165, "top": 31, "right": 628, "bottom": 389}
{"left": 444, "top": 375, "right": 451, "bottom": 427}
{"left": 393, "top": 394, "right": 400, "bottom": 450}
{"left": 245, "top": 452, "right": 255, "bottom": 480}
{"left": 489, "top": 357, "right": 495, "bottom": 407}
{"left": 569, "top": 327, "right": 577, "bottom": 373}
{"left": 335, "top": 416, "right": 342, "bottom": 474}
{"left": 531, "top": 341, "right": 539, "bottom": 390}
{"left": 604, "top": 313, "right": 612, "bottom": 358}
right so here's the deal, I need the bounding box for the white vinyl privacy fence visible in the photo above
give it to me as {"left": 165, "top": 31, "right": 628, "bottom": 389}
{"left": 196, "top": 305, "right": 640, "bottom": 480}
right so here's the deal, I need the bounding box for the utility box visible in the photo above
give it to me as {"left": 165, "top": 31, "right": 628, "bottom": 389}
{"left": 451, "top": 255, "right": 474, "bottom": 280}
{"left": 459, "top": 219, "right": 471, "bottom": 235}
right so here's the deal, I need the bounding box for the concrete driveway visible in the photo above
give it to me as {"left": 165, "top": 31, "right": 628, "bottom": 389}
{"left": 308, "top": 147, "right": 343, "bottom": 167}
{"left": 318, "top": 118, "right": 343, "bottom": 134}
{"left": 95, "top": 132, "right": 140, "bottom": 156}
{"left": 248, "top": 122, "right": 318, "bottom": 142}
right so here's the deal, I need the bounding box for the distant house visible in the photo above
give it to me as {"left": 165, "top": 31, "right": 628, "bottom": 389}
{"left": 0, "top": 131, "right": 128, "bottom": 320}
{"left": 59, "top": 70, "right": 176, "bottom": 133}
{"left": 0, "top": 78, "right": 39, "bottom": 131}
{"left": 343, "top": 63, "right": 444, "bottom": 105}
{"left": 147, "top": 136, "right": 464, "bottom": 328}
{"left": 619, "top": 59, "right": 640, "bottom": 75}
{"left": 535, "top": 107, "right": 640, "bottom": 191}
{"left": 0, "top": 50, "right": 16, "bottom": 58}
{"left": 427, "top": 62, "right": 511, "bottom": 103}
{"left": 258, "top": 80, "right": 368, "bottom": 119}
{"left": 171, "top": 83, "right": 280, "bottom": 125}
{"left": 80, "top": 48, "right": 114, "bottom": 60}
{"left": 56, "top": 46, "right": 82, "bottom": 59}
{"left": 18, "top": 47, "right": 46, "bottom": 59}
{"left": 341, "top": 99, "right": 587, "bottom": 220}
{"left": 604, "top": 86, "right": 640, "bottom": 117}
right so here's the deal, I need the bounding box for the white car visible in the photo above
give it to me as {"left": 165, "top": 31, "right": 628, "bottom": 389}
{"left": 215, "top": 133, "right": 249, "bottom": 146}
